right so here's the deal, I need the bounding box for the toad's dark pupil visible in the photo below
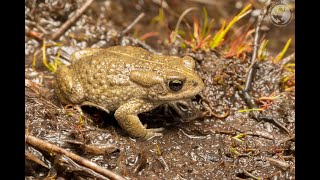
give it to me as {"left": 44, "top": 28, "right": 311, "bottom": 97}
{"left": 169, "top": 80, "right": 184, "bottom": 91}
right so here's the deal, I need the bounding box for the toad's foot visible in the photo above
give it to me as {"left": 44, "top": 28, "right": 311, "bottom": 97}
{"left": 115, "top": 99, "right": 164, "bottom": 140}
{"left": 144, "top": 128, "right": 165, "bottom": 140}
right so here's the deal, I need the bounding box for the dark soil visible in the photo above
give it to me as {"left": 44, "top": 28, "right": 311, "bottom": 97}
{"left": 25, "top": 0, "right": 295, "bottom": 179}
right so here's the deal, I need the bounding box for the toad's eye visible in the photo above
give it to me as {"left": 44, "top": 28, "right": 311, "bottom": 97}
{"left": 169, "top": 80, "right": 184, "bottom": 91}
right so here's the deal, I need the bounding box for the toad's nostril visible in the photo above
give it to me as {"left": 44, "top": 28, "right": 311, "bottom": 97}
{"left": 192, "top": 80, "right": 198, "bottom": 86}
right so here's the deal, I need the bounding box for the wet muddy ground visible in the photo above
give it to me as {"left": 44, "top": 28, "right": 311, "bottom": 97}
{"left": 25, "top": 0, "right": 295, "bottom": 179}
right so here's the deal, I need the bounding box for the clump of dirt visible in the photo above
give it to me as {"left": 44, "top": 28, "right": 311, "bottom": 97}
{"left": 25, "top": 0, "right": 295, "bottom": 179}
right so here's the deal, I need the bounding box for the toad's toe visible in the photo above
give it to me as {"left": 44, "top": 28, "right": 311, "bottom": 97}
{"left": 144, "top": 128, "right": 165, "bottom": 140}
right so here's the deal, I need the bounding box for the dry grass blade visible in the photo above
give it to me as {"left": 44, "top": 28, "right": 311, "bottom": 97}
{"left": 172, "top": 7, "right": 198, "bottom": 42}
{"left": 243, "top": 169, "right": 262, "bottom": 180}
{"left": 280, "top": 53, "right": 295, "bottom": 67}
{"left": 273, "top": 38, "right": 293, "bottom": 63}
{"left": 210, "top": 4, "right": 252, "bottom": 49}
{"left": 122, "top": 12, "right": 146, "bottom": 35}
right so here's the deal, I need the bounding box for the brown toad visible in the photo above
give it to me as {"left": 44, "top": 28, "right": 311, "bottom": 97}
{"left": 54, "top": 46, "right": 204, "bottom": 139}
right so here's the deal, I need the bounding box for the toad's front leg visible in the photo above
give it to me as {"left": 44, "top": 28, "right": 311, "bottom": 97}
{"left": 114, "top": 99, "right": 164, "bottom": 140}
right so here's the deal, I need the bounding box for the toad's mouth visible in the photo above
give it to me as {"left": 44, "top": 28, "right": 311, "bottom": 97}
{"left": 157, "top": 84, "right": 204, "bottom": 101}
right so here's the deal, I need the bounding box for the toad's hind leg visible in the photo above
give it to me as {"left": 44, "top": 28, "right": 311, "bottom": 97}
{"left": 115, "top": 99, "right": 164, "bottom": 140}
{"left": 54, "top": 65, "right": 84, "bottom": 104}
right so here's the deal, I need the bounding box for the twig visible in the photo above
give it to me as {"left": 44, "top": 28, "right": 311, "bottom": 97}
{"left": 210, "top": 128, "right": 236, "bottom": 135}
{"left": 157, "top": 156, "right": 169, "bottom": 172}
{"left": 242, "top": 169, "right": 261, "bottom": 180}
{"left": 133, "top": 153, "right": 148, "bottom": 174}
{"left": 200, "top": 96, "right": 230, "bottom": 119}
{"left": 259, "top": 116, "right": 289, "bottom": 134}
{"left": 262, "top": 170, "right": 281, "bottom": 179}
{"left": 179, "top": 129, "right": 208, "bottom": 139}
{"left": 123, "top": 36, "right": 160, "bottom": 54}
{"left": 276, "top": 134, "right": 295, "bottom": 145}
{"left": 267, "top": 157, "right": 290, "bottom": 170}
{"left": 26, "top": 135, "right": 125, "bottom": 180}
{"left": 241, "top": 1, "right": 290, "bottom": 134}
{"left": 56, "top": 155, "right": 110, "bottom": 180}
{"left": 25, "top": 151, "right": 49, "bottom": 169}
{"left": 26, "top": 30, "right": 44, "bottom": 43}
{"left": 35, "top": 24, "right": 49, "bottom": 35}
{"left": 121, "top": 12, "right": 145, "bottom": 35}
{"left": 243, "top": 2, "right": 270, "bottom": 107}
{"left": 244, "top": 2, "right": 270, "bottom": 93}
{"left": 50, "top": 0, "right": 95, "bottom": 41}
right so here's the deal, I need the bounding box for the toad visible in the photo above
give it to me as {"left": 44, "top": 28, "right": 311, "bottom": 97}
{"left": 54, "top": 46, "right": 204, "bottom": 139}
